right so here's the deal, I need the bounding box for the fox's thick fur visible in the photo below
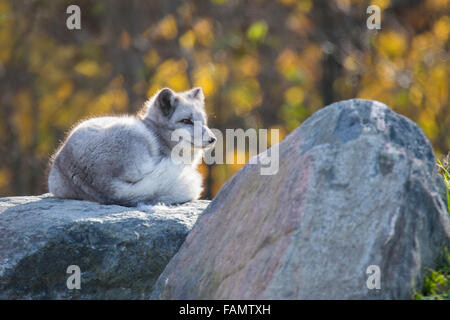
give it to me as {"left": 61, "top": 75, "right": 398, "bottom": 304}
{"left": 48, "top": 87, "right": 216, "bottom": 206}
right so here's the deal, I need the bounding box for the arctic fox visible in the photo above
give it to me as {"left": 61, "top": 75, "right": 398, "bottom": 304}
{"left": 48, "top": 87, "right": 216, "bottom": 206}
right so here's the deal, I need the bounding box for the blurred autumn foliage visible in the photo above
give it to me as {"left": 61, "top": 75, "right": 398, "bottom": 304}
{"left": 0, "top": 0, "right": 449, "bottom": 198}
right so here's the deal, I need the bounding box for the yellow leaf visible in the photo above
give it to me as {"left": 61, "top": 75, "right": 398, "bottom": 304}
{"left": 74, "top": 60, "right": 102, "bottom": 77}
{"left": 376, "top": 31, "right": 407, "bottom": 59}
{"left": 193, "top": 19, "right": 214, "bottom": 46}
{"left": 179, "top": 30, "right": 196, "bottom": 50}
{"left": 297, "top": 0, "right": 312, "bottom": 12}
{"left": 371, "top": 0, "right": 391, "bottom": 10}
{"left": 147, "top": 59, "right": 189, "bottom": 96}
{"left": 228, "top": 79, "right": 262, "bottom": 115}
{"left": 247, "top": 21, "right": 268, "bottom": 42}
{"left": 409, "top": 85, "right": 423, "bottom": 107}
{"left": 56, "top": 80, "right": 74, "bottom": 100}
{"left": 239, "top": 55, "right": 261, "bottom": 77}
{"left": 284, "top": 86, "right": 304, "bottom": 105}
{"left": 276, "top": 49, "right": 301, "bottom": 79}
{"left": 156, "top": 14, "right": 178, "bottom": 40}
{"left": 433, "top": 16, "right": 450, "bottom": 41}
{"left": 143, "top": 49, "right": 160, "bottom": 68}
{"left": 167, "top": 73, "right": 190, "bottom": 92}
{"left": 194, "top": 65, "right": 217, "bottom": 97}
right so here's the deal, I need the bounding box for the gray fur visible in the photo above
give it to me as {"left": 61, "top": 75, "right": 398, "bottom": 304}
{"left": 48, "top": 87, "right": 216, "bottom": 206}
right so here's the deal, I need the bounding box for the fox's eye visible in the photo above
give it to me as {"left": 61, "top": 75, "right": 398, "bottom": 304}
{"left": 180, "top": 119, "right": 193, "bottom": 125}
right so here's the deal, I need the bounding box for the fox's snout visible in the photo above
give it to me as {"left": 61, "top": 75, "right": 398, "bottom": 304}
{"left": 202, "top": 126, "right": 216, "bottom": 148}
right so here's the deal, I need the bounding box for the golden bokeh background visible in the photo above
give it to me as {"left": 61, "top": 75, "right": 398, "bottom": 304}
{"left": 0, "top": 0, "right": 448, "bottom": 198}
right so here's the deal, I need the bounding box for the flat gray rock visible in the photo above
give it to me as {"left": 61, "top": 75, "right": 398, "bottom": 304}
{"left": 151, "top": 99, "right": 450, "bottom": 300}
{"left": 0, "top": 194, "right": 209, "bottom": 299}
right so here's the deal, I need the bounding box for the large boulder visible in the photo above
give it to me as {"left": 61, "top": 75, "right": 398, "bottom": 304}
{"left": 151, "top": 99, "right": 450, "bottom": 300}
{"left": 0, "top": 194, "right": 209, "bottom": 299}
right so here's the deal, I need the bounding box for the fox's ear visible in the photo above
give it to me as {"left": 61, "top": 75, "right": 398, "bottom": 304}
{"left": 156, "top": 88, "right": 177, "bottom": 117}
{"left": 188, "top": 87, "right": 204, "bottom": 102}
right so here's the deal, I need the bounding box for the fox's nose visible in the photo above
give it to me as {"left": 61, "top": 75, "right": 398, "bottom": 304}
{"left": 209, "top": 137, "right": 216, "bottom": 144}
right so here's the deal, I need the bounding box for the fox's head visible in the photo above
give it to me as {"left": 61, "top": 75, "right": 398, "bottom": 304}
{"left": 141, "top": 87, "right": 216, "bottom": 153}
